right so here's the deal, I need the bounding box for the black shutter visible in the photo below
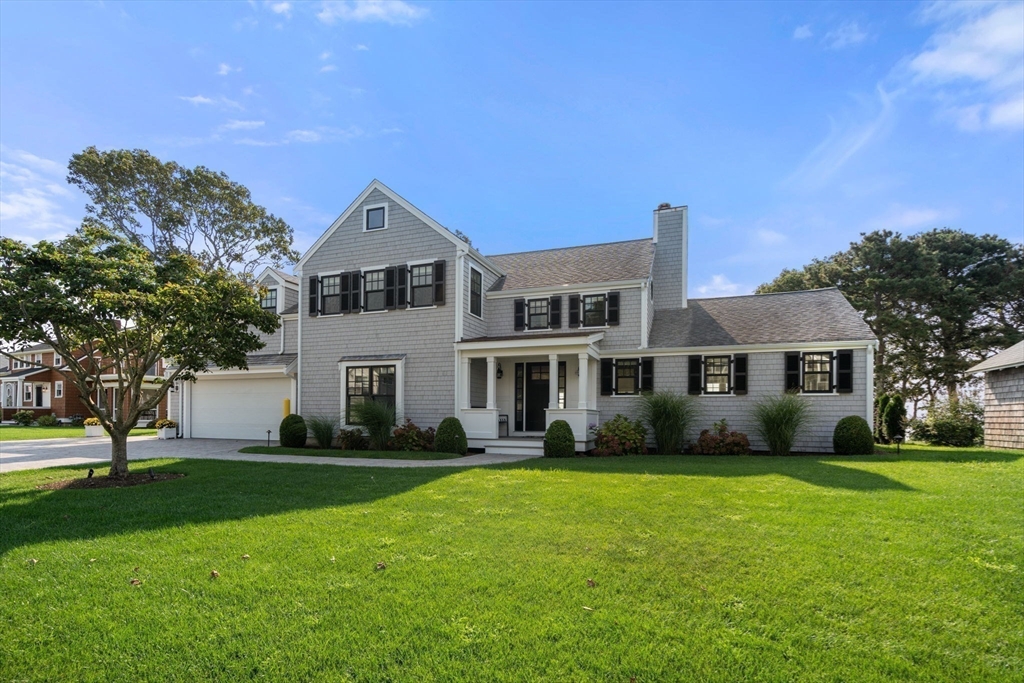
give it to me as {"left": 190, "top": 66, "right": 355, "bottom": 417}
{"left": 785, "top": 352, "right": 801, "bottom": 392}
{"left": 641, "top": 357, "right": 654, "bottom": 393}
{"left": 397, "top": 266, "right": 408, "bottom": 308}
{"left": 433, "top": 260, "right": 445, "bottom": 305}
{"left": 549, "top": 296, "right": 561, "bottom": 329}
{"left": 385, "top": 267, "right": 397, "bottom": 310}
{"left": 513, "top": 299, "right": 525, "bottom": 331}
{"left": 607, "top": 291, "right": 620, "bottom": 326}
{"left": 308, "top": 276, "right": 319, "bottom": 317}
{"left": 340, "top": 273, "right": 351, "bottom": 314}
{"left": 836, "top": 350, "right": 853, "bottom": 393}
{"left": 688, "top": 355, "right": 702, "bottom": 395}
{"left": 733, "top": 354, "right": 748, "bottom": 395}
{"left": 350, "top": 272, "right": 361, "bottom": 312}
{"left": 601, "top": 359, "right": 614, "bottom": 396}
{"left": 568, "top": 295, "right": 580, "bottom": 328}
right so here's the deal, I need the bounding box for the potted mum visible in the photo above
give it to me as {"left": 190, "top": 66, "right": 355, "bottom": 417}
{"left": 83, "top": 417, "right": 105, "bottom": 437}
{"left": 155, "top": 419, "right": 178, "bottom": 440}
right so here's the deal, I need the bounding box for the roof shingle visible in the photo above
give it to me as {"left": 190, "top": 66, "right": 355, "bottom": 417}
{"left": 969, "top": 340, "right": 1024, "bottom": 373}
{"left": 486, "top": 238, "right": 654, "bottom": 291}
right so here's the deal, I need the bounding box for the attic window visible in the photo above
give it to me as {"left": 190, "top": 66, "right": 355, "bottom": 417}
{"left": 365, "top": 205, "right": 386, "bottom": 231}
{"left": 260, "top": 288, "right": 278, "bottom": 311}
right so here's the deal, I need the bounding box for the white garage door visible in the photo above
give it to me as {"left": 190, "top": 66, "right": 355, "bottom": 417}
{"left": 191, "top": 376, "right": 293, "bottom": 440}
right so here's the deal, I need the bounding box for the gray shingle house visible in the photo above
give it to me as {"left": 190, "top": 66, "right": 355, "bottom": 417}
{"left": 170, "top": 180, "right": 877, "bottom": 453}
{"left": 969, "top": 341, "right": 1024, "bottom": 450}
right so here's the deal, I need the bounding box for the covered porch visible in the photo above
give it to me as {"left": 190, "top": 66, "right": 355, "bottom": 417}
{"left": 456, "top": 332, "right": 604, "bottom": 453}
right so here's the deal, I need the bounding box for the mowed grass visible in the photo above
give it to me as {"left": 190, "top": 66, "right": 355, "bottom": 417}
{"left": 1, "top": 445, "right": 1021, "bottom": 682}
{"left": 238, "top": 445, "right": 463, "bottom": 460}
{"left": 0, "top": 425, "right": 157, "bottom": 441}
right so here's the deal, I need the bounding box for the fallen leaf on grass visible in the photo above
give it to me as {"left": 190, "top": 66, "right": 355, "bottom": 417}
{"left": 133, "top": 567, "right": 139, "bottom": 573}
{"left": 27, "top": 559, "right": 38, "bottom": 565}
{"left": 586, "top": 578, "right": 596, "bottom": 588}
{"left": 210, "top": 570, "right": 220, "bottom": 579}
{"left": 129, "top": 579, "right": 142, "bottom": 586}
{"left": 582, "top": 606, "right": 594, "bottom": 611}
{"left": 89, "top": 558, "right": 96, "bottom": 563}
{"left": 375, "top": 562, "right": 386, "bottom": 571}
{"left": 241, "top": 554, "right": 250, "bottom": 560}
{"left": 330, "top": 556, "right": 336, "bottom": 563}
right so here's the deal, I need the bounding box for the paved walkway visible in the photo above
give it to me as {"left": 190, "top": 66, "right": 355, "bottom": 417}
{"left": 0, "top": 436, "right": 540, "bottom": 473}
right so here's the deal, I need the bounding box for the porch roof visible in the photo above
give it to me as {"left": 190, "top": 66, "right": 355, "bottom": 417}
{"left": 460, "top": 331, "right": 596, "bottom": 344}
{"left": 457, "top": 331, "right": 604, "bottom": 357}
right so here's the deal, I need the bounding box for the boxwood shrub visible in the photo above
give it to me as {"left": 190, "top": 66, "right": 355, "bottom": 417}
{"left": 544, "top": 420, "right": 576, "bottom": 458}
{"left": 435, "top": 417, "right": 468, "bottom": 456}
{"left": 833, "top": 415, "right": 874, "bottom": 455}
{"left": 279, "top": 414, "right": 307, "bottom": 448}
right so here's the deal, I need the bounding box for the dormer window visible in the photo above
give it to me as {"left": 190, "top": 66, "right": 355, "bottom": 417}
{"left": 260, "top": 288, "right": 278, "bottom": 311}
{"left": 365, "top": 205, "right": 387, "bottom": 231}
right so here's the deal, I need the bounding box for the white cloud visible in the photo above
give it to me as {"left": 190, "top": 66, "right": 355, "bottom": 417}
{"left": 0, "top": 149, "right": 79, "bottom": 243}
{"left": 220, "top": 119, "right": 265, "bottom": 130}
{"left": 864, "top": 204, "right": 948, "bottom": 231}
{"left": 267, "top": 1, "right": 292, "bottom": 17}
{"left": 354, "top": 44, "right": 370, "bottom": 51}
{"left": 793, "top": 25, "right": 812, "bottom": 40}
{"left": 319, "top": 64, "right": 337, "bottom": 73}
{"left": 755, "top": 229, "right": 787, "bottom": 246}
{"left": 235, "top": 138, "right": 281, "bottom": 147}
{"left": 242, "top": 86, "right": 256, "bottom": 96}
{"left": 217, "top": 63, "right": 240, "bottom": 76}
{"left": 696, "top": 275, "right": 742, "bottom": 298}
{"left": 178, "top": 95, "right": 243, "bottom": 110}
{"left": 319, "top": 50, "right": 332, "bottom": 60}
{"left": 179, "top": 94, "right": 215, "bottom": 105}
{"left": 286, "top": 129, "right": 323, "bottom": 143}
{"left": 823, "top": 21, "right": 867, "bottom": 49}
{"left": 908, "top": 1, "right": 1024, "bottom": 131}
{"left": 317, "top": 0, "right": 427, "bottom": 25}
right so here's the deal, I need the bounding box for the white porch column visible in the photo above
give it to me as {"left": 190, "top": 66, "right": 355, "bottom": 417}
{"left": 577, "top": 353, "right": 589, "bottom": 410}
{"left": 486, "top": 356, "right": 497, "bottom": 410}
{"left": 548, "top": 354, "right": 559, "bottom": 410}
{"left": 589, "top": 358, "right": 598, "bottom": 410}
{"left": 460, "top": 356, "right": 471, "bottom": 410}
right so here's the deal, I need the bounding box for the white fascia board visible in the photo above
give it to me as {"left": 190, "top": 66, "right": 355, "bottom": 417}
{"left": 255, "top": 266, "right": 297, "bottom": 290}
{"left": 279, "top": 313, "right": 299, "bottom": 321}
{"left": 486, "top": 279, "right": 645, "bottom": 300}
{"left": 192, "top": 367, "right": 292, "bottom": 379}
{"left": 601, "top": 339, "right": 877, "bottom": 358}
{"left": 296, "top": 179, "right": 506, "bottom": 277}
{"left": 456, "top": 332, "right": 605, "bottom": 355}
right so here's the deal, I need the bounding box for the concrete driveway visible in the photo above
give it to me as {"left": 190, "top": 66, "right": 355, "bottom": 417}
{"left": 0, "top": 436, "right": 539, "bottom": 473}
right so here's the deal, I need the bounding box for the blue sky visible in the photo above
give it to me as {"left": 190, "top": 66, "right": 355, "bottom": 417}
{"left": 1, "top": 1, "right": 1022, "bottom": 296}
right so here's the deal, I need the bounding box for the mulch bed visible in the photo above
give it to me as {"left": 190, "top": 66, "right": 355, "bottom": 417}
{"left": 36, "top": 472, "right": 186, "bottom": 490}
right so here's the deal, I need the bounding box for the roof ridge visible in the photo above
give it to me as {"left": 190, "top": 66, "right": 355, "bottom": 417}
{"left": 688, "top": 287, "right": 840, "bottom": 302}
{"left": 486, "top": 237, "right": 652, "bottom": 259}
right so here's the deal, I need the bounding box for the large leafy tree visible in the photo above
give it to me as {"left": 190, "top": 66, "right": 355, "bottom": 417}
{"left": 0, "top": 228, "right": 279, "bottom": 477}
{"left": 67, "top": 147, "right": 300, "bottom": 277}
{"left": 758, "top": 228, "right": 1023, "bottom": 402}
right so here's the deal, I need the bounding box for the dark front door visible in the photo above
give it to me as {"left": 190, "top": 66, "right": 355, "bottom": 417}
{"left": 35, "top": 385, "right": 43, "bottom": 408}
{"left": 524, "top": 363, "right": 549, "bottom": 432}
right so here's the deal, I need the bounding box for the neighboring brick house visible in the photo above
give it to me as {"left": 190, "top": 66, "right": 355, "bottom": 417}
{"left": 969, "top": 341, "right": 1024, "bottom": 450}
{"left": 0, "top": 342, "right": 168, "bottom": 423}
{"left": 172, "top": 180, "right": 877, "bottom": 454}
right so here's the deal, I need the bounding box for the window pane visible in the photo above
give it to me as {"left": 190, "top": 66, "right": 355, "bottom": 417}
{"left": 470, "top": 270, "right": 482, "bottom": 316}
{"left": 364, "top": 270, "right": 386, "bottom": 311}
{"left": 803, "top": 353, "right": 831, "bottom": 392}
{"left": 583, "top": 295, "right": 606, "bottom": 327}
{"left": 321, "top": 276, "right": 341, "bottom": 315}
{"left": 616, "top": 359, "right": 638, "bottom": 394}
{"left": 705, "top": 356, "right": 730, "bottom": 393}
{"left": 367, "top": 207, "right": 385, "bottom": 230}
{"left": 260, "top": 289, "right": 277, "bottom": 310}
{"left": 528, "top": 299, "right": 548, "bottom": 328}
{"left": 411, "top": 265, "right": 432, "bottom": 287}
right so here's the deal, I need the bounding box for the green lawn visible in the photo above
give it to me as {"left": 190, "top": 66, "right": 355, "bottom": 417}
{"left": 0, "top": 425, "right": 157, "bottom": 441}
{"left": 2, "top": 445, "right": 1021, "bottom": 682}
{"left": 239, "top": 445, "right": 465, "bottom": 460}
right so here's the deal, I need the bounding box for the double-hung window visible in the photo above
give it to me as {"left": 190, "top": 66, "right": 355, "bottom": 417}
{"left": 802, "top": 353, "right": 832, "bottom": 393}
{"left": 24, "top": 384, "right": 32, "bottom": 402}
{"left": 320, "top": 275, "right": 342, "bottom": 315}
{"left": 470, "top": 268, "right": 483, "bottom": 317}
{"left": 55, "top": 381, "right": 63, "bottom": 399}
{"left": 410, "top": 265, "right": 433, "bottom": 307}
{"left": 54, "top": 354, "right": 62, "bottom": 366}
{"left": 528, "top": 299, "right": 549, "bottom": 329}
{"left": 363, "top": 270, "right": 386, "bottom": 311}
{"left": 582, "top": 294, "right": 606, "bottom": 327}
{"left": 346, "top": 366, "right": 396, "bottom": 418}
{"left": 615, "top": 358, "right": 639, "bottom": 395}
{"left": 260, "top": 288, "right": 278, "bottom": 311}
{"left": 704, "top": 356, "right": 730, "bottom": 394}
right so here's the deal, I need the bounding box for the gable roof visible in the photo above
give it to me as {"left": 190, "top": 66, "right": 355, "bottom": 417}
{"left": 648, "top": 288, "right": 876, "bottom": 348}
{"left": 296, "top": 179, "right": 502, "bottom": 274}
{"left": 969, "top": 340, "right": 1024, "bottom": 373}
{"left": 256, "top": 266, "right": 299, "bottom": 288}
{"left": 486, "top": 238, "right": 654, "bottom": 292}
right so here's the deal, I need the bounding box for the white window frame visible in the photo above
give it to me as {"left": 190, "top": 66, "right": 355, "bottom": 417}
{"left": 34, "top": 353, "right": 42, "bottom": 365}
{"left": 54, "top": 354, "right": 62, "bottom": 366}
{"left": 338, "top": 358, "right": 405, "bottom": 428}
{"left": 24, "top": 383, "right": 33, "bottom": 402}
{"left": 55, "top": 381, "right": 63, "bottom": 399}
{"left": 469, "top": 266, "right": 483, "bottom": 319}
{"left": 362, "top": 203, "right": 389, "bottom": 232}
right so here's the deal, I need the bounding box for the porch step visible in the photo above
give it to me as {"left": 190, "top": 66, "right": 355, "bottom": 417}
{"left": 471, "top": 437, "right": 546, "bottom": 457}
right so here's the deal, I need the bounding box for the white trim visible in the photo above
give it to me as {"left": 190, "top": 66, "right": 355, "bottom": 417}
{"left": 362, "top": 202, "right": 389, "bottom": 232}
{"left": 487, "top": 279, "right": 645, "bottom": 300}
{"left": 360, "top": 264, "right": 389, "bottom": 273}
{"left": 467, "top": 262, "right": 484, "bottom": 321}
{"left": 54, "top": 380, "right": 63, "bottom": 398}
{"left": 406, "top": 258, "right": 437, "bottom": 267}
{"left": 297, "top": 275, "right": 303, "bottom": 414}
{"left": 255, "top": 266, "right": 299, "bottom": 291}
{"left": 455, "top": 251, "right": 465, "bottom": 340}
{"left": 296, "top": 180, "right": 504, "bottom": 274}
{"left": 338, "top": 358, "right": 405, "bottom": 428}
{"left": 600, "top": 340, "right": 875, "bottom": 358}
{"left": 866, "top": 341, "right": 876, "bottom": 424}
{"left": 640, "top": 280, "right": 649, "bottom": 349}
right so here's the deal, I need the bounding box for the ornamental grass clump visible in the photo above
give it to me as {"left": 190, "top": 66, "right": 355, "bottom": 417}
{"left": 544, "top": 420, "right": 576, "bottom": 458}
{"left": 305, "top": 414, "right": 339, "bottom": 449}
{"left": 279, "top": 414, "right": 307, "bottom": 448}
{"left": 638, "top": 391, "right": 699, "bottom": 454}
{"left": 349, "top": 401, "right": 396, "bottom": 451}
{"left": 753, "top": 393, "right": 810, "bottom": 456}
{"left": 434, "top": 417, "right": 468, "bottom": 456}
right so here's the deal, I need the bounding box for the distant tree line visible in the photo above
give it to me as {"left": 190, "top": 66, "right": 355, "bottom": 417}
{"left": 757, "top": 228, "right": 1023, "bottom": 415}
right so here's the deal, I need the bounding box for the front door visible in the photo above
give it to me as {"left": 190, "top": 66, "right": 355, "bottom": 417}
{"left": 35, "top": 385, "right": 43, "bottom": 408}
{"left": 524, "top": 363, "right": 549, "bottom": 432}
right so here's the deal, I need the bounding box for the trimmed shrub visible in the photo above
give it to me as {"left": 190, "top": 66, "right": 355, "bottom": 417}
{"left": 691, "top": 419, "right": 751, "bottom": 455}
{"left": 910, "top": 398, "right": 984, "bottom": 447}
{"left": 753, "top": 393, "right": 810, "bottom": 456}
{"left": 145, "top": 419, "right": 158, "bottom": 429}
{"left": 349, "top": 401, "right": 396, "bottom": 451}
{"left": 338, "top": 428, "right": 368, "bottom": 451}
{"left": 83, "top": 417, "right": 101, "bottom": 426}
{"left": 306, "top": 414, "right": 339, "bottom": 449}
{"left": 36, "top": 414, "right": 59, "bottom": 427}
{"left": 390, "top": 419, "right": 435, "bottom": 451}
{"left": 592, "top": 414, "right": 647, "bottom": 457}
{"left": 279, "top": 414, "right": 307, "bottom": 448}
{"left": 435, "top": 417, "right": 468, "bottom": 456}
{"left": 876, "top": 394, "right": 892, "bottom": 442}
{"left": 12, "top": 410, "right": 34, "bottom": 426}
{"left": 833, "top": 415, "right": 874, "bottom": 455}
{"left": 638, "top": 391, "right": 699, "bottom": 455}
{"left": 544, "top": 420, "right": 576, "bottom": 458}
{"left": 882, "top": 395, "right": 907, "bottom": 442}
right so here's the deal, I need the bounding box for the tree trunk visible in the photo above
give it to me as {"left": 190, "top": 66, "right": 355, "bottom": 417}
{"left": 947, "top": 383, "right": 959, "bottom": 404}
{"left": 109, "top": 430, "right": 130, "bottom": 478}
